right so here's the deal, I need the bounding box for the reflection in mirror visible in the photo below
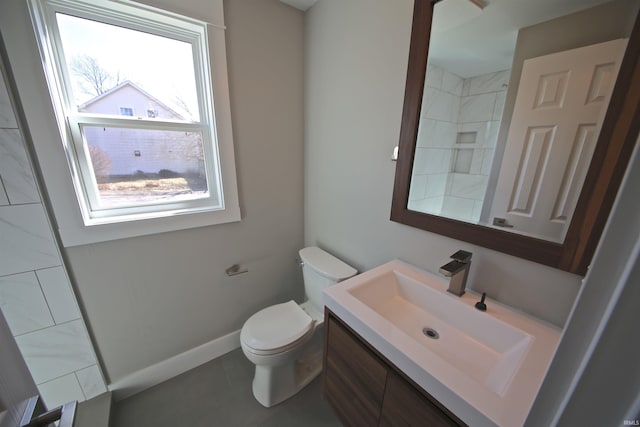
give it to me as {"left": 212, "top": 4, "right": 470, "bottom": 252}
{"left": 407, "top": 0, "right": 635, "bottom": 242}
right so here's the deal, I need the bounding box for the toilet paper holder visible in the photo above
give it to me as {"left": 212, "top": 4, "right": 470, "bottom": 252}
{"left": 226, "top": 264, "right": 248, "bottom": 276}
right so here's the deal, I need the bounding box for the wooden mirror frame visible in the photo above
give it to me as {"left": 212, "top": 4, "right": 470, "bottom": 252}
{"left": 391, "top": 0, "right": 640, "bottom": 275}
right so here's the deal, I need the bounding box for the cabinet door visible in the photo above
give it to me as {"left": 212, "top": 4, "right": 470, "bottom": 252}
{"left": 380, "top": 371, "right": 460, "bottom": 427}
{"left": 324, "top": 317, "right": 388, "bottom": 427}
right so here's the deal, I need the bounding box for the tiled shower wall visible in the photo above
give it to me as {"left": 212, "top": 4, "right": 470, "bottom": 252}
{"left": 0, "top": 64, "right": 106, "bottom": 408}
{"left": 409, "top": 64, "right": 509, "bottom": 222}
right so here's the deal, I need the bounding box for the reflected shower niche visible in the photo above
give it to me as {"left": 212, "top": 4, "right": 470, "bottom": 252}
{"left": 408, "top": 64, "right": 510, "bottom": 224}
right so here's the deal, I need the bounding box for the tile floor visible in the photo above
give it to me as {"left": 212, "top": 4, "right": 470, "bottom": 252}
{"left": 111, "top": 349, "right": 343, "bottom": 427}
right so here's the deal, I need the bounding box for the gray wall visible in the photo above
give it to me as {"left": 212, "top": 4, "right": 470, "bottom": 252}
{"left": 304, "top": 0, "right": 582, "bottom": 327}
{"left": 58, "top": 0, "right": 304, "bottom": 383}
{"left": 525, "top": 137, "right": 640, "bottom": 426}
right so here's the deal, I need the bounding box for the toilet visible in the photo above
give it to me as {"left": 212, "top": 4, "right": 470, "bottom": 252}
{"left": 240, "top": 246, "right": 357, "bottom": 407}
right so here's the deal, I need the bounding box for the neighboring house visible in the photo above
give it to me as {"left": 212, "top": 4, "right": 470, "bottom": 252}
{"left": 79, "top": 80, "right": 203, "bottom": 178}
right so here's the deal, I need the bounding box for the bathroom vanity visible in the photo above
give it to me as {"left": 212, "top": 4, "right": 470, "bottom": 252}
{"left": 322, "top": 260, "right": 561, "bottom": 426}
{"left": 323, "top": 309, "right": 463, "bottom": 426}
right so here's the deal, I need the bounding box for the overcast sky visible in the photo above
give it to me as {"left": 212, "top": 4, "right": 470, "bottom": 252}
{"left": 56, "top": 12, "right": 199, "bottom": 120}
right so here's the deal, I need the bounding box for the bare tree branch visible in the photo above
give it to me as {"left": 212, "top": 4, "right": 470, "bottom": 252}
{"left": 71, "top": 55, "right": 121, "bottom": 96}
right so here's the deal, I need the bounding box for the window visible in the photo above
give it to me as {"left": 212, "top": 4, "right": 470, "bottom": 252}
{"left": 29, "top": 0, "right": 238, "bottom": 231}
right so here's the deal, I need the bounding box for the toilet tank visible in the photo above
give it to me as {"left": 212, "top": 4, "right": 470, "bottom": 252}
{"left": 299, "top": 247, "right": 357, "bottom": 309}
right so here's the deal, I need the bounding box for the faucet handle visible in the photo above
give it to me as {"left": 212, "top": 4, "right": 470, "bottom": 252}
{"left": 450, "top": 250, "right": 472, "bottom": 263}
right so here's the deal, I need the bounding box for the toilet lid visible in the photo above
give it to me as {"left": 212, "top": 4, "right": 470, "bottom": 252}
{"left": 241, "top": 300, "right": 314, "bottom": 351}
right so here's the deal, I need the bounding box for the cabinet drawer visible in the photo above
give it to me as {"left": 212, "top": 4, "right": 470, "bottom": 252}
{"left": 380, "top": 371, "right": 460, "bottom": 427}
{"left": 324, "top": 317, "right": 387, "bottom": 427}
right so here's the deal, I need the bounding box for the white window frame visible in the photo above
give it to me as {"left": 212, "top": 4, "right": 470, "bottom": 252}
{"left": 26, "top": 0, "right": 240, "bottom": 245}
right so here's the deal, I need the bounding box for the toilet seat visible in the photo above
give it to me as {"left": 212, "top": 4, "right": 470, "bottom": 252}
{"left": 241, "top": 300, "right": 314, "bottom": 354}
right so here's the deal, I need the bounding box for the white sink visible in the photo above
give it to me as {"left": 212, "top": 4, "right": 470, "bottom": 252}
{"left": 324, "top": 260, "right": 560, "bottom": 427}
{"left": 348, "top": 270, "right": 532, "bottom": 396}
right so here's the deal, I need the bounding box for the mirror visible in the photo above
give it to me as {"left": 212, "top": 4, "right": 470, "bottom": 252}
{"left": 391, "top": 0, "right": 640, "bottom": 274}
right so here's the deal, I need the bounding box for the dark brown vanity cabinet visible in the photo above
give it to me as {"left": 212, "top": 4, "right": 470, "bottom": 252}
{"left": 323, "top": 309, "right": 464, "bottom": 427}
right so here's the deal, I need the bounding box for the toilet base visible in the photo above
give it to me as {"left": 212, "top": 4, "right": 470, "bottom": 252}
{"left": 251, "top": 330, "right": 323, "bottom": 407}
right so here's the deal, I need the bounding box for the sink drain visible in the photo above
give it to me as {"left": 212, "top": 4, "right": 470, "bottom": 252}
{"left": 422, "top": 327, "right": 439, "bottom": 339}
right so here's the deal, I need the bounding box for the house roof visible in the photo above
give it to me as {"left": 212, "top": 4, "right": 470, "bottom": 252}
{"left": 77, "top": 80, "right": 186, "bottom": 120}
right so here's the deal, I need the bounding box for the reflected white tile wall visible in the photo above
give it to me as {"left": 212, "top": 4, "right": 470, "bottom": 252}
{"left": 0, "top": 272, "right": 54, "bottom": 336}
{"left": 481, "top": 148, "right": 495, "bottom": 175}
{"left": 413, "top": 148, "right": 451, "bottom": 174}
{"left": 416, "top": 118, "right": 437, "bottom": 148}
{"left": 442, "top": 71, "right": 463, "bottom": 96}
{"left": 0, "top": 76, "right": 17, "bottom": 128}
{"left": 0, "top": 129, "right": 40, "bottom": 204}
{"left": 449, "top": 174, "right": 488, "bottom": 200}
{"left": 425, "top": 64, "right": 444, "bottom": 89}
{"left": 493, "top": 91, "right": 507, "bottom": 121}
{"left": 424, "top": 174, "right": 447, "bottom": 198}
{"left": 486, "top": 121, "right": 500, "bottom": 147}
{"left": 434, "top": 121, "right": 457, "bottom": 148}
{"left": 16, "top": 319, "right": 96, "bottom": 384}
{"left": 36, "top": 267, "right": 81, "bottom": 324}
{"left": 422, "top": 87, "right": 459, "bottom": 122}
{"left": 468, "top": 69, "right": 510, "bottom": 95}
{"left": 409, "top": 174, "right": 427, "bottom": 201}
{"left": 472, "top": 200, "right": 483, "bottom": 222}
{"left": 459, "top": 93, "right": 497, "bottom": 123}
{"left": 38, "top": 373, "right": 85, "bottom": 409}
{"left": 409, "top": 196, "right": 444, "bottom": 215}
{"left": 442, "top": 197, "right": 475, "bottom": 221}
{"left": 76, "top": 365, "right": 107, "bottom": 399}
{"left": 0, "top": 204, "right": 59, "bottom": 276}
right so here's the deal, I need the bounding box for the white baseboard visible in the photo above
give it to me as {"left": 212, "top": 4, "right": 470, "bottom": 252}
{"left": 108, "top": 329, "right": 241, "bottom": 401}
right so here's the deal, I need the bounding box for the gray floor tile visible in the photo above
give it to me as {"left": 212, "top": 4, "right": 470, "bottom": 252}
{"left": 111, "top": 349, "right": 342, "bottom": 427}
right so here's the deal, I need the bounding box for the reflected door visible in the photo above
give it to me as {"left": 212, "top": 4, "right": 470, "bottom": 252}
{"left": 490, "top": 39, "right": 627, "bottom": 241}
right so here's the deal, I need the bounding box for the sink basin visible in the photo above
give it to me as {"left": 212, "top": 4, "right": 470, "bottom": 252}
{"left": 323, "top": 260, "right": 560, "bottom": 427}
{"left": 348, "top": 270, "right": 532, "bottom": 396}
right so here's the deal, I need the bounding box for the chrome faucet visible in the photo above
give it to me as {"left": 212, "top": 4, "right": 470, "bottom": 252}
{"left": 439, "top": 250, "right": 472, "bottom": 296}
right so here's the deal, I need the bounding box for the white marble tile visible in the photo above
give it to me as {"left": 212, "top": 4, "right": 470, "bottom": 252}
{"left": 75, "top": 365, "right": 107, "bottom": 399}
{"left": 15, "top": 319, "right": 96, "bottom": 384}
{"left": 36, "top": 267, "right": 80, "bottom": 325}
{"left": 0, "top": 204, "right": 59, "bottom": 277}
{"left": 0, "top": 75, "right": 17, "bottom": 129}
{"left": 481, "top": 148, "right": 495, "bottom": 175}
{"left": 442, "top": 71, "right": 463, "bottom": 96}
{"left": 452, "top": 149, "right": 473, "bottom": 173}
{"left": 449, "top": 173, "right": 488, "bottom": 201}
{"left": 459, "top": 93, "right": 496, "bottom": 123}
{"left": 493, "top": 90, "right": 507, "bottom": 121}
{"left": 410, "top": 196, "right": 444, "bottom": 215}
{"left": 424, "top": 173, "right": 447, "bottom": 198}
{"left": 472, "top": 200, "right": 484, "bottom": 223}
{"left": 460, "top": 122, "right": 487, "bottom": 146}
{"left": 416, "top": 118, "right": 437, "bottom": 148}
{"left": 0, "top": 129, "right": 40, "bottom": 204}
{"left": 0, "top": 272, "right": 54, "bottom": 336}
{"left": 425, "top": 63, "right": 443, "bottom": 89}
{"left": 469, "top": 149, "right": 485, "bottom": 175}
{"left": 462, "top": 79, "right": 471, "bottom": 97}
{"left": 413, "top": 148, "right": 451, "bottom": 174}
{"left": 422, "top": 87, "right": 459, "bottom": 122}
{"left": 441, "top": 196, "right": 475, "bottom": 222}
{"left": 38, "top": 373, "right": 86, "bottom": 409}
{"left": 486, "top": 121, "right": 501, "bottom": 147}
{"left": 468, "top": 69, "right": 511, "bottom": 95}
{"left": 435, "top": 121, "right": 457, "bottom": 148}
{"left": 0, "top": 176, "right": 8, "bottom": 206}
{"left": 409, "top": 174, "right": 427, "bottom": 201}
